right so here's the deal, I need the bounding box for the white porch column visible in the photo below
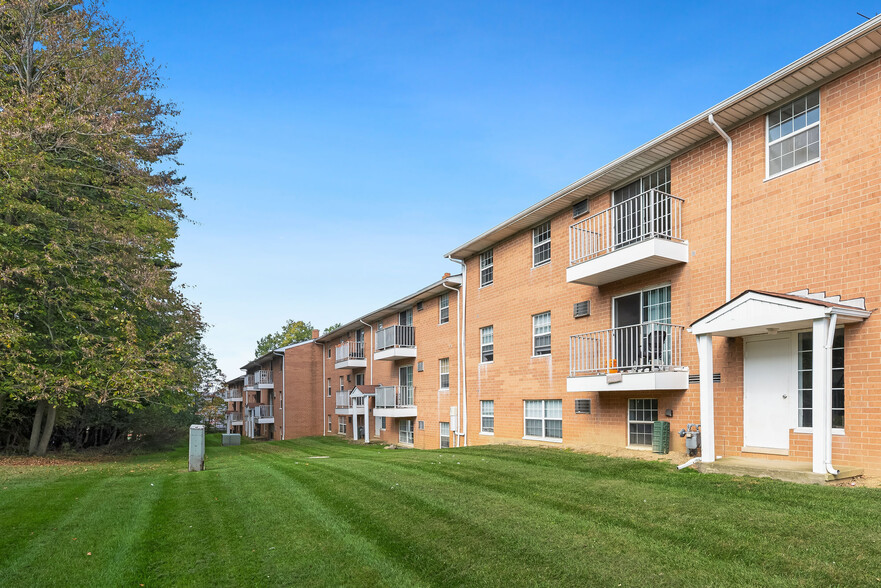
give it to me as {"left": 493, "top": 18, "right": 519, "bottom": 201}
{"left": 364, "top": 398, "right": 370, "bottom": 444}
{"left": 353, "top": 412, "right": 359, "bottom": 441}
{"left": 697, "top": 334, "right": 715, "bottom": 462}
{"left": 811, "top": 317, "right": 831, "bottom": 474}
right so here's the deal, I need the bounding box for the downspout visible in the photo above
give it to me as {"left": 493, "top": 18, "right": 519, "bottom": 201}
{"left": 318, "top": 342, "right": 326, "bottom": 436}
{"left": 824, "top": 312, "right": 839, "bottom": 476}
{"left": 281, "top": 353, "right": 286, "bottom": 441}
{"left": 442, "top": 279, "right": 461, "bottom": 447}
{"left": 445, "top": 255, "right": 467, "bottom": 446}
{"left": 707, "top": 114, "right": 732, "bottom": 301}
{"left": 359, "top": 319, "right": 373, "bottom": 384}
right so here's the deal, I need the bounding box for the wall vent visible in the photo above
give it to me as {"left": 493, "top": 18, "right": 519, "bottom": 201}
{"left": 416, "top": 301, "right": 424, "bottom": 311}
{"left": 573, "top": 300, "right": 591, "bottom": 318}
{"left": 418, "top": 420, "right": 425, "bottom": 430}
{"left": 575, "top": 399, "right": 591, "bottom": 414}
{"left": 688, "top": 373, "right": 721, "bottom": 384}
{"left": 573, "top": 199, "right": 589, "bottom": 218}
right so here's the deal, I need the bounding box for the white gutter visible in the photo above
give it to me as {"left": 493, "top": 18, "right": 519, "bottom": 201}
{"left": 707, "top": 113, "right": 733, "bottom": 302}
{"left": 318, "top": 342, "right": 326, "bottom": 436}
{"left": 445, "top": 256, "right": 467, "bottom": 446}
{"left": 359, "top": 319, "right": 373, "bottom": 384}
{"left": 441, "top": 278, "right": 461, "bottom": 447}
{"left": 824, "top": 312, "right": 839, "bottom": 476}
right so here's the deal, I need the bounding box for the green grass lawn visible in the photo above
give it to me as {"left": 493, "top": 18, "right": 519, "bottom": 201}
{"left": 1, "top": 435, "right": 880, "bottom": 587}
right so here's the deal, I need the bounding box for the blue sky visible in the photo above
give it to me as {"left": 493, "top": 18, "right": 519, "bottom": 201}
{"left": 111, "top": 1, "right": 872, "bottom": 378}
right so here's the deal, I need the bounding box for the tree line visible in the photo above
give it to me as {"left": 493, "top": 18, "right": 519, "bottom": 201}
{"left": 0, "top": 1, "right": 222, "bottom": 454}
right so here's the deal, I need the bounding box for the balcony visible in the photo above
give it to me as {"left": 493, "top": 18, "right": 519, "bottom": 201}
{"left": 253, "top": 404, "right": 274, "bottom": 423}
{"left": 373, "top": 385, "right": 417, "bottom": 418}
{"left": 567, "top": 322, "right": 689, "bottom": 392}
{"left": 222, "top": 389, "right": 243, "bottom": 402}
{"left": 374, "top": 325, "right": 417, "bottom": 361}
{"left": 244, "top": 370, "right": 273, "bottom": 391}
{"left": 228, "top": 411, "right": 243, "bottom": 425}
{"left": 335, "top": 390, "right": 366, "bottom": 415}
{"left": 567, "top": 190, "right": 688, "bottom": 286}
{"left": 335, "top": 341, "right": 367, "bottom": 369}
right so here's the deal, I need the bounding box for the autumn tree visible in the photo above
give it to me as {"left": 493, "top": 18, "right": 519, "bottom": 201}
{"left": 0, "top": 1, "right": 214, "bottom": 454}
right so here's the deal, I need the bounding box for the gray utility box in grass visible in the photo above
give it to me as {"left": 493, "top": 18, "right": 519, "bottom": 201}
{"left": 189, "top": 425, "right": 205, "bottom": 472}
{"left": 222, "top": 434, "right": 241, "bottom": 446}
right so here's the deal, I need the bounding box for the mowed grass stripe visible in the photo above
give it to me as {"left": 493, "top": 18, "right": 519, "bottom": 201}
{"left": 2, "top": 436, "right": 881, "bottom": 587}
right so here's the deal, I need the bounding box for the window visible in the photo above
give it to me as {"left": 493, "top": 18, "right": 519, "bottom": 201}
{"left": 399, "top": 419, "right": 414, "bottom": 444}
{"left": 381, "top": 416, "right": 386, "bottom": 430}
{"left": 481, "top": 400, "right": 494, "bottom": 433}
{"left": 480, "top": 249, "right": 493, "bottom": 287}
{"left": 327, "top": 378, "right": 331, "bottom": 397}
{"left": 767, "top": 90, "right": 820, "bottom": 177}
{"left": 798, "top": 328, "right": 844, "bottom": 429}
{"left": 533, "top": 312, "right": 551, "bottom": 356}
{"left": 533, "top": 221, "right": 551, "bottom": 266}
{"left": 628, "top": 398, "right": 657, "bottom": 447}
{"left": 327, "top": 415, "right": 332, "bottom": 432}
{"left": 327, "top": 348, "right": 331, "bottom": 358}
{"left": 440, "top": 422, "right": 450, "bottom": 448}
{"left": 480, "top": 326, "right": 494, "bottom": 363}
{"left": 399, "top": 308, "right": 412, "bottom": 327}
{"left": 439, "top": 293, "right": 449, "bottom": 324}
{"left": 338, "top": 417, "right": 347, "bottom": 434}
{"left": 355, "top": 373, "right": 364, "bottom": 386}
{"left": 524, "top": 399, "right": 562, "bottom": 440}
{"left": 439, "top": 358, "right": 450, "bottom": 389}
{"left": 339, "top": 376, "right": 344, "bottom": 391}
{"left": 378, "top": 320, "right": 383, "bottom": 330}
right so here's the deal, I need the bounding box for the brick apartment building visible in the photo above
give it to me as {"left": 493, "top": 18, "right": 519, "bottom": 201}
{"left": 223, "top": 18, "right": 881, "bottom": 478}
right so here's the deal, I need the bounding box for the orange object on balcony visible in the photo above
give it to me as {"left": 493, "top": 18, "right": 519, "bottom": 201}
{"left": 609, "top": 358, "right": 618, "bottom": 374}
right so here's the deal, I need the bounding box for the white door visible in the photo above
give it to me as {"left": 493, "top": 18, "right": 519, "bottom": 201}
{"left": 743, "top": 337, "right": 792, "bottom": 451}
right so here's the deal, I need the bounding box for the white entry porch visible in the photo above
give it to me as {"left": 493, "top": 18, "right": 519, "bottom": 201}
{"left": 690, "top": 289, "right": 870, "bottom": 476}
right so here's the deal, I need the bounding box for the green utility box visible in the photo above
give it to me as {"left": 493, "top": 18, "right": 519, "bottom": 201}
{"left": 222, "top": 433, "right": 241, "bottom": 446}
{"left": 652, "top": 421, "right": 670, "bottom": 454}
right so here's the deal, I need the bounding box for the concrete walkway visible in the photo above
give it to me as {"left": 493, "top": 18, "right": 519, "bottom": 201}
{"left": 697, "top": 457, "right": 862, "bottom": 484}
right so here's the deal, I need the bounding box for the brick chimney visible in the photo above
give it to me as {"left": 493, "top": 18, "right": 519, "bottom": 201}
{"left": 312, "top": 329, "right": 320, "bottom": 339}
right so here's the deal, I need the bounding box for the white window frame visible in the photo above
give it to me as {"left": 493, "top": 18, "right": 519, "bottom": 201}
{"left": 381, "top": 416, "right": 386, "bottom": 430}
{"left": 480, "top": 326, "right": 494, "bottom": 363}
{"left": 480, "top": 400, "right": 494, "bottom": 434}
{"left": 439, "top": 357, "right": 450, "bottom": 390}
{"left": 355, "top": 373, "right": 364, "bottom": 386}
{"left": 765, "top": 90, "right": 821, "bottom": 180}
{"left": 399, "top": 419, "right": 414, "bottom": 445}
{"left": 439, "top": 293, "right": 449, "bottom": 324}
{"left": 327, "top": 378, "right": 331, "bottom": 397}
{"left": 479, "top": 249, "right": 493, "bottom": 287}
{"left": 532, "top": 311, "right": 551, "bottom": 356}
{"left": 796, "top": 328, "right": 845, "bottom": 433}
{"left": 523, "top": 399, "right": 563, "bottom": 442}
{"left": 338, "top": 417, "right": 347, "bottom": 434}
{"left": 339, "top": 376, "right": 344, "bottom": 391}
{"left": 532, "top": 221, "right": 551, "bottom": 267}
{"left": 628, "top": 398, "right": 657, "bottom": 448}
{"left": 327, "top": 415, "right": 332, "bottom": 432}
{"left": 440, "top": 422, "right": 450, "bottom": 448}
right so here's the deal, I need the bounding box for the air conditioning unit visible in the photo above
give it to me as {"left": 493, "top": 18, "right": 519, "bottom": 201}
{"left": 417, "top": 361, "right": 424, "bottom": 372}
{"left": 573, "top": 199, "right": 589, "bottom": 218}
{"left": 416, "top": 301, "right": 424, "bottom": 311}
{"left": 575, "top": 399, "right": 591, "bottom": 414}
{"left": 573, "top": 300, "right": 591, "bottom": 318}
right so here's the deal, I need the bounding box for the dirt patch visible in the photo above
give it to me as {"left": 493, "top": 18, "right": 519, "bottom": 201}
{"left": 0, "top": 454, "right": 120, "bottom": 468}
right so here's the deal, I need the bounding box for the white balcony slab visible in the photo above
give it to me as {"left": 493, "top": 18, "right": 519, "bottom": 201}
{"left": 335, "top": 358, "right": 367, "bottom": 369}
{"left": 373, "top": 407, "right": 418, "bottom": 418}
{"left": 257, "top": 417, "right": 275, "bottom": 424}
{"left": 567, "top": 370, "right": 689, "bottom": 392}
{"left": 567, "top": 238, "right": 688, "bottom": 286}
{"left": 374, "top": 347, "right": 418, "bottom": 361}
{"left": 335, "top": 407, "right": 355, "bottom": 415}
